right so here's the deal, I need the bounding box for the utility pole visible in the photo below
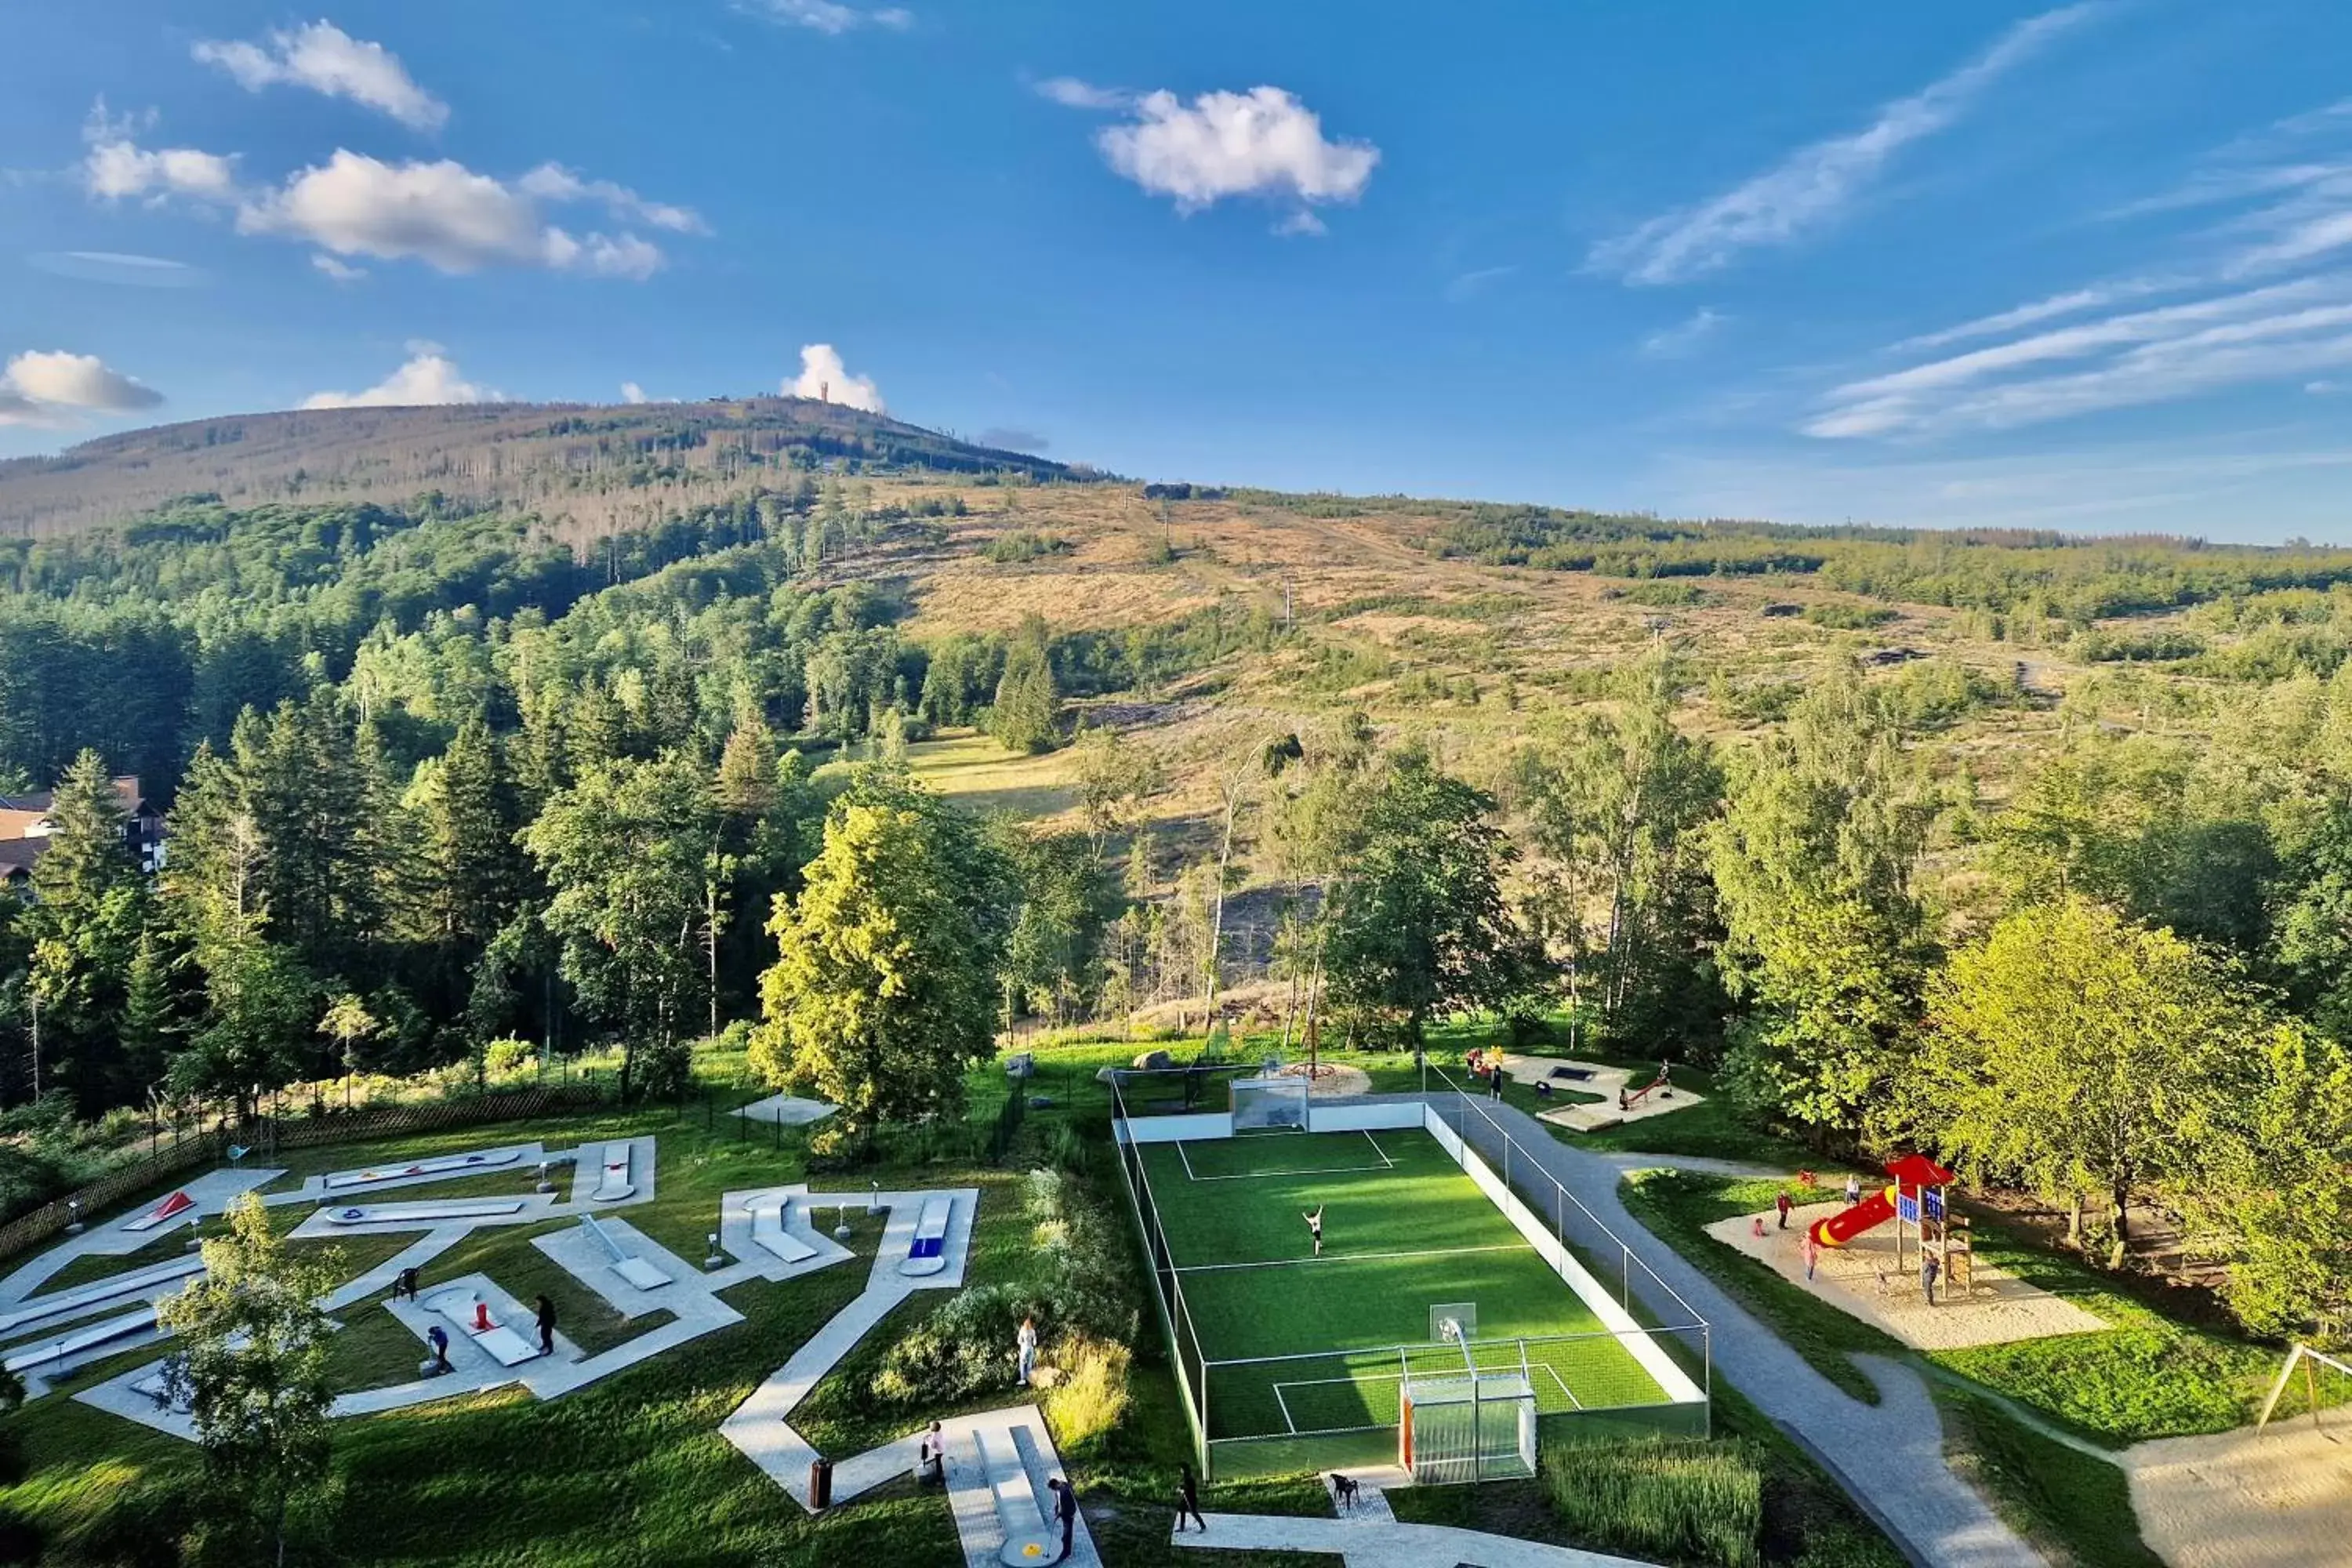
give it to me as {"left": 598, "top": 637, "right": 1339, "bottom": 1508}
{"left": 28, "top": 985, "right": 38, "bottom": 1101}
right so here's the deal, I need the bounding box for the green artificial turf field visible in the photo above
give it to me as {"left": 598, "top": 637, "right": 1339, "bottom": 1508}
{"left": 1137, "top": 1128, "right": 1668, "bottom": 1443}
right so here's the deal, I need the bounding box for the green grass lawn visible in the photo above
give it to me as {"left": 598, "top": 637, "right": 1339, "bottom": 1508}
{"left": 1933, "top": 1385, "right": 2163, "bottom": 1568}
{"left": 1139, "top": 1130, "right": 1667, "bottom": 1441}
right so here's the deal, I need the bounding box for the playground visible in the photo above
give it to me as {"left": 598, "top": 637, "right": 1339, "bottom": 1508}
{"left": 1704, "top": 1157, "right": 2106, "bottom": 1352}
{"left": 1482, "top": 1052, "right": 1708, "bottom": 1134}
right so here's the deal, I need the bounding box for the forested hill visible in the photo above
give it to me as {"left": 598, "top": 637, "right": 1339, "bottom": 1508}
{"left": 0, "top": 397, "right": 1076, "bottom": 542}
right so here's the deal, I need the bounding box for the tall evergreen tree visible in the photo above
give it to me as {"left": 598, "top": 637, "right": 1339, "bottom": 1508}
{"left": 25, "top": 750, "right": 143, "bottom": 1108}
{"left": 990, "top": 616, "right": 1059, "bottom": 754}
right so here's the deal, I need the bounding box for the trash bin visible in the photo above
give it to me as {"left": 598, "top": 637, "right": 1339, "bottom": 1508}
{"left": 809, "top": 1457, "right": 833, "bottom": 1510}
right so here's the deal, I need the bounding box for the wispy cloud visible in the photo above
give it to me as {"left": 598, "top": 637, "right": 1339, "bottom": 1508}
{"left": 1810, "top": 96, "right": 2352, "bottom": 441}
{"left": 1033, "top": 77, "right": 1131, "bottom": 111}
{"left": 194, "top": 21, "right": 448, "bottom": 131}
{"left": 1591, "top": 5, "right": 2102, "bottom": 285}
{"left": 0, "top": 349, "right": 165, "bottom": 426}
{"left": 1442, "top": 264, "right": 1516, "bottom": 303}
{"left": 1640, "top": 307, "right": 1727, "bottom": 358}
{"left": 736, "top": 0, "right": 911, "bottom": 35}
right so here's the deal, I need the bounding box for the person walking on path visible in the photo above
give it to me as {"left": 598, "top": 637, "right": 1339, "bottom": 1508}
{"left": 1175, "top": 1462, "right": 1206, "bottom": 1534}
{"left": 1802, "top": 1227, "right": 1820, "bottom": 1281}
{"left": 1301, "top": 1204, "right": 1325, "bottom": 1257}
{"left": 1775, "top": 1191, "right": 1793, "bottom": 1231}
{"left": 1017, "top": 1315, "right": 1040, "bottom": 1386}
{"left": 535, "top": 1294, "right": 557, "bottom": 1356}
{"left": 1049, "top": 1475, "right": 1078, "bottom": 1563}
{"left": 1490, "top": 1062, "right": 1506, "bottom": 1100}
{"left": 918, "top": 1421, "right": 945, "bottom": 1486}
{"left": 427, "top": 1325, "right": 451, "bottom": 1375}
{"left": 1920, "top": 1250, "right": 1940, "bottom": 1305}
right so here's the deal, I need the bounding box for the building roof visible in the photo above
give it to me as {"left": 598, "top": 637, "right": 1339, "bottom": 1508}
{"left": 0, "top": 839, "right": 44, "bottom": 880}
{"left": 0, "top": 776, "right": 150, "bottom": 840}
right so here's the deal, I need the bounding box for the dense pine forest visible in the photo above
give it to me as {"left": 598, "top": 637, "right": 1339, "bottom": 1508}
{"left": 0, "top": 402, "right": 2345, "bottom": 1356}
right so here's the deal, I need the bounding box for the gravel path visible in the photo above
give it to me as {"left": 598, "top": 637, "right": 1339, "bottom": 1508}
{"left": 1423, "top": 1095, "right": 2045, "bottom": 1568}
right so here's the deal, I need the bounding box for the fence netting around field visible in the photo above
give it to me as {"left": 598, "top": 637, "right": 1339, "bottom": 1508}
{"left": 1109, "top": 1065, "right": 1712, "bottom": 1483}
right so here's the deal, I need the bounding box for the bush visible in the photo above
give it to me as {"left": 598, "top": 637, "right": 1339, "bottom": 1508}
{"left": 1542, "top": 1437, "right": 1762, "bottom": 1568}
{"left": 1023, "top": 1168, "right": 1139, "bottom": 1344}
{"left": 632, "top": 1034, "right": 691, "bottom": 1102}
{"left": 1043, "top": 1338, "right": 1131, "bottom": 1459}
{"left": 482, "top": 1037, "right": 535, "bottom": 1079}
{"left": 873, "top": 1281, "right": 1032, "bottom": 1403}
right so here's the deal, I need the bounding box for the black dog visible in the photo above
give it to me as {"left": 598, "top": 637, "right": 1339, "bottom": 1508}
{"left": 1330, "top": 1473, "right": 1360, "bottom": 1512}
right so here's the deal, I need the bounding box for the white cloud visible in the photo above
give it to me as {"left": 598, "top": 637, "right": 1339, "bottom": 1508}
{"left": 786, "top": 343, "right": 884, "bottom": 412}
{"left": 0, "top": 350, "right": 165, "bottom": 426}
{"left": 517, "top": 165, "right": 707, "bottom": 234}
{"left": 1034, "top": 77, "right": 1131, "bottom": 111}
{"left": 1806, "top": 279, "right": 2352, "bottom": 438}
{"left": 739, "top": 0, "right": 912, "bottom": 35}
{"left": 1640, "top": 307, "right": 1727, "bottom": 358}
{"left": 193, "top": 22, "right": 448, "bottom": 131}
{"left": 234, "top": 151, "right": 675, "bottom": 278}
{"left": 311, "top": 253, "right": 368, "bottom": 281}
{"left": 1592, "top": 5, "right": 2101, "bottom": 285}
{"left": 1082, "top": 86, "right": 1379, "bottom": 230}
{"left": 84, "top": 137, "right": 238, "bottom": 204}
{"left": 26, "top": 251, "right": 206, "bottom": 289}
{"left": 303, "top": 347, "right": 499, "bottom": 408}
{"left": 620, "top": 381, "right": 648, "bottom": 404}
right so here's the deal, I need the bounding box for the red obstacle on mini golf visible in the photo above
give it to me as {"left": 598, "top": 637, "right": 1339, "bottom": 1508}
{"left": 125, "top": 1189, "right": 197, "bottom": 1232}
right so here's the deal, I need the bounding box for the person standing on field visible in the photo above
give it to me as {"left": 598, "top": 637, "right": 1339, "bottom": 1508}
{"left": 1775, "top": 1191, "right": 1793, "bottom": 1231}
{"left": 1301, "top": 1205, "right": 1325, "bottom": 1257}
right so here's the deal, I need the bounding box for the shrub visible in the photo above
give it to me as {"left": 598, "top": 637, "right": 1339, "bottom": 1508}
{"left": 1541, "top": 1437, "right": 1762, "bottom": 1568}
{"left": 1044, "top": 1338, "right": 1131, "bottom": 1459}
{"left": 1023, "top": 1168, "right": 1139, "bottom": 1343}
{"left": 1802, "top": 601, "right": 1900, "bottom": 630}
{"left": 482, "top": 1037, "right": 534, "bottom": 1079}
{"left": 632, "top": 1034, "right": 691, "bottom": 1102}
{"left": 873, "top": 1281, "right": 1033, "bottom": 1404}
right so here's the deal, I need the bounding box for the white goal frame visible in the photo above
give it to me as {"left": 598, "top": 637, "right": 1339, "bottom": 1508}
{"left": 1231, "top": 1075, "right": 1311, "bottom": 1134}
{"left": 1399, "top": 1370, "right": 1537, "bottom": 1485}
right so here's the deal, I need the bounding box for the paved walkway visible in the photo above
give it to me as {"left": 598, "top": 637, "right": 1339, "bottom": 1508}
{"left": 1423, "top": 1095, "right": 2045, "bottom": 1568}
{"left": 1176, "top": 1491, "right": 1656, "bottom": 1567}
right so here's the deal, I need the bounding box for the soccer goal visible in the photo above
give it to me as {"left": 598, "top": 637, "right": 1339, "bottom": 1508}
{"left": 1232, "top": 1075, "right": 1311, "bottom": 1134}
{"left": 1399, "top": 1370, "right": 1537, "bottom": 1485}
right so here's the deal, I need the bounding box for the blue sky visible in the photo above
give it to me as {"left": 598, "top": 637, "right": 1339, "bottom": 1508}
{"left": 5, "top": 2, "right": 2352, "bottom": 540}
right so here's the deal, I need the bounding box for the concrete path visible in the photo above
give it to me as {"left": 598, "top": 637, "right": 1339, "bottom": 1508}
{"left": 717, "top": 1187, "right": 978, "bottom": 1507}
{"left": 1425, "top": 1095, "right": 2044, "bottom": 1568}
{"left": 0, "top": 1167, "right": 278, "bottom": 1308}
{"left": 1174, "top": 1508, "right": 1656, "bottom": 1566}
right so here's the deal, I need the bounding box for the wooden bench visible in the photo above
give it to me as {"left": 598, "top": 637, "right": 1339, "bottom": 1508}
{"left": 750, "top": 1197, "right": 818, "bottom": 1264}
{"left": 901, "top": 1196, "right": 953, "bottom": 1277}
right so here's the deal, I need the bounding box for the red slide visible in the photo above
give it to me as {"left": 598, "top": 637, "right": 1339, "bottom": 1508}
{"left": 1810, "top": 1189, "right": 1895, "bottom": 1248}
{"left": 1809, "top": 1154, "right": 1954, "bottom": 1249}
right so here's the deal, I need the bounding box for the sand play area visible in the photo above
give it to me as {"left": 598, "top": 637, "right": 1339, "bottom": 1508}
{"left": 1704, "top": 1201, "right": 2107, "bottom": 1351}
{"left": 2125, "top": 1418, "right": 2352, "bottom": 1568}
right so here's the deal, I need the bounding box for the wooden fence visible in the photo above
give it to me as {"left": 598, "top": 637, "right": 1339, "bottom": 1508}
{"left": 0, "top": 1080, "right": 615, "bottom": 1265}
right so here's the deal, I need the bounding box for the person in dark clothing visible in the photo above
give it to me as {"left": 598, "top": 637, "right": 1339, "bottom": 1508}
{"left": 427, "top": 1325, "right": 451, "bottom": 1374}
{"left": 392, "top": 1265, "right": 420, "bottom": 1302}
{"left": 1175, "top": 1462, "right": 1206, "bottom": 1534}
{"left": 1921, "top": 1250, "right": 1941, "bottom": 1305}
{"left": 535, "top": 1294, "right": 557, "bottom": 1356}
{"left": 1049, "top": 1476, "right": 1077, "bottom": 1563}
{"left": 1489, "top": 1063, "right": 1505, "bottom": 1100}
{"left": 1775, "top": 1191, "right": 1793, "bottom": 1231}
